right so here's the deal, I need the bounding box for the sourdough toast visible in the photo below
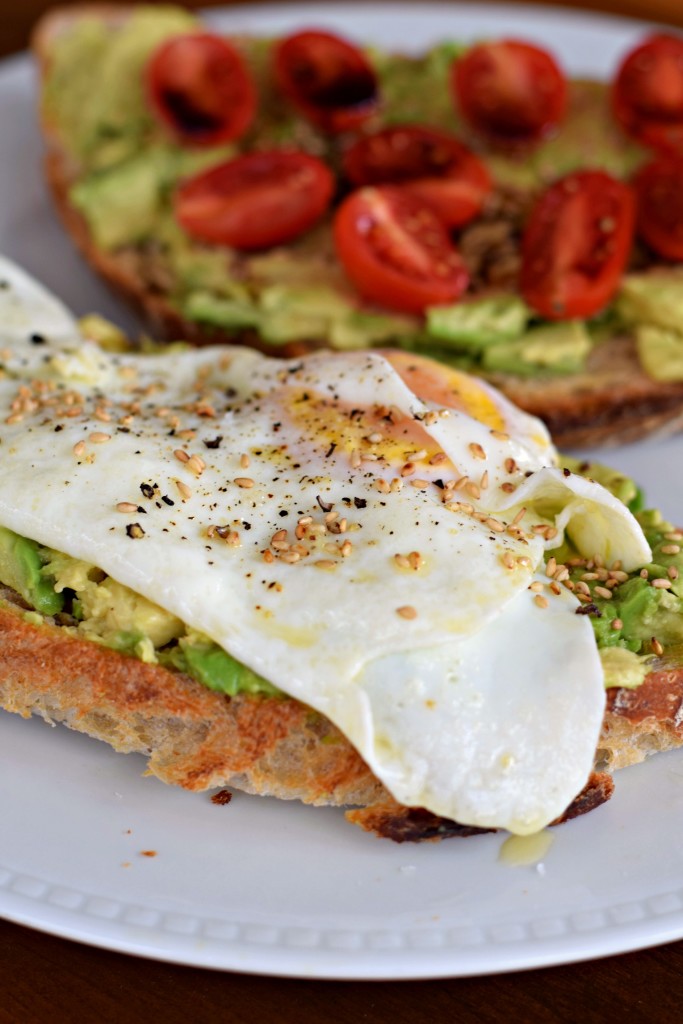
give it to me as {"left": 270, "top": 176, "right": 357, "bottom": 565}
{"left": 32, "top": 5, "right": 683, "bottom": 449}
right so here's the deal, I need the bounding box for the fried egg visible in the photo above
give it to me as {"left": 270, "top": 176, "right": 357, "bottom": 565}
{"left": 0, "top": 256, "right": 651, "bottom": 833}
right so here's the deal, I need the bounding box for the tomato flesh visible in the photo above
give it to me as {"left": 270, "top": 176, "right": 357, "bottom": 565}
{"left": 147, "top": 33, "right": 256, "bottom": 146}
{"left": 452, "top": 39, "right": 567, "bottom": 144}
{"left": 333, "top": 186, "right": 469, "bottom": 315}
{"left": 274, "top": 30, "right": 379, "bottom": 134}
{"left": 343, "top": 125, "right": 491, "bottom": 228}
{"left": 613, "top": 34, "right": 683, "bottom": 153}
{"left": 634, "top": 156, "right": 683, "bottom": 261}
{"left": 520, "top": 170, "right": 635, "bottom": 320}
{"left": 175, "top": 151, "right": 335, "bottom": 250}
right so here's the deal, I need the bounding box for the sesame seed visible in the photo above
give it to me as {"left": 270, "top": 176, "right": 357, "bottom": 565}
{"left": 534, "top": 594, "right": 549, "bottom": 609}
{"left": 669, "top": 566, "right": 679, "bottom": 580}
{"left": 490, "top": 429, "right": 510, "bottom": 441}
{"left": 480, "top": 470, "right": 489, "bottom": 490}
{"left": 280, "top": 550, "right": 301, "bottom": 564}
{"left": 341, "top": 540, "right": 353, "bottom": 557}
{"left": 652, "top": 578, "right": 673, "bottom": 589}
{"left": 240, "top": 453, "right": 250, "bottom": 469}
{"left": 116, "top": 502, "right": 139, "bottom": 513}
{"left": 350, "top": 450, "right": 362, "bottom": 469}
{"left": 401, "top": 462, "right": 415, "bottom": 477}
{"left": 73, "top": 440, "right": 86, "bottom": 457}
{"left": 469, "top": 443, "right": 486, "bottom": 460}
{"left": 640, "top": 568, "right": 649, "bottom": 579}
{"left": 186, "top": 455, "right": 205, "bottom": 476}
{"left": 368, "top": 432, "right": 383, "bottom": 443}
{"left": 465, "top": 482, "right": 481, "bottom": 500}
{"left": 611, "top": 618, "right": 623, "bottom": 630}
{"left": 408, "top": 551, "right": 423, "bottom": 570}
{"left": 396, "top": 605, "right": 418, "bottom": 620}
{"left": 546, "top": 557, "right": 557, "bottom": 578}
{"left": 235, "top": 477, "right": 255, "bottom": 489}
{"left": 504, "top": 457, "right": 518, "bottom": 474}
{"left": 429, "top": 452, "right": 446, "bottom": 465}
{"left": 263, "top": 549, "right": 274, "bottom": 564}
{"left": 529, "top": 581, "right": 545, "bottom": 592}
{"left": 390, "top": 478, "right": 403, "bottom": 492}
{"left": 394, "top": 554, "right": 411, "bottom": 569}
{"left": 174, "top": 449, "right": 189, "bottom": 463}
{"left": 410, "top": 479, "right": 430, "bottom": 489}
{"left": 550, "top": 582, "right": 562, "bottom": 596}
{"left": 298, "top": 516, "right": 313, "bottom": 526}
{"left": 324, "top": 511, "right": 339, "bottom": 524}
{"left": 485, "top": 517, "right": 505, "bottom": 533}
{"left": 500, "top": 482, "right": 517, "bottom": 494}
{"left": 501, "top": 552, "right": 516, "bottom": 570}
{"left": 314, "top": 559, "right": 337, "bottom": 570}
{"left": 176, "top": 480, "right": 192, "bottom": 500}
{"left": 554, "top": 567, "right": 570, "bottom": 582}
{"left": 89, "top": 432, "right": 111, "bottom": 444}
{"left": 661, "top": 544, "right": 681, "bottom": 555}
{"left": 376, "top": 479, "right": 390, "bottom": 493}
{"left": 652, "top": 637, "right": 664, "bottom": 656}
{"left": 594, "top": 585, "right": 613, "bottom": 600}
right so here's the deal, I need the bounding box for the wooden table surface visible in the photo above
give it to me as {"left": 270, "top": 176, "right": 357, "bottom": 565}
{"left": 3, "top": 1, "right": 683, "bottom": 1021}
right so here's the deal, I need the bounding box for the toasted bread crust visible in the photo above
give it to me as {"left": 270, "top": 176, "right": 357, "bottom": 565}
{"left": 2, "top": 590, "right": 683, "bottom": 839}
{"left": 33, "top": 5, "right": 683, "bottom": 450}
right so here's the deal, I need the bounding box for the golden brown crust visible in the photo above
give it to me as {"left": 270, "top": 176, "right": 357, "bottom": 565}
{"left": 32, "top": 4, "right": 683, "bottom": 450}
{"left": 2, "top": 587, "right": 682, "bottom": 840}
{"left": 0, "top": 596, "right": 383, "bottom": 808}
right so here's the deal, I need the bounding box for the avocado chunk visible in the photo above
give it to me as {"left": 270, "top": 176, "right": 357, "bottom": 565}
{"left": 615, "top": 270, "right": 683, "bottom": 382}
{"left": 166, "top": 637, "right": 281, "bottom": 696}
{"left": 426, "top": 295, "right": 531, "bottom": 350}
{"left": 599, "top": 647, "right": 651, "bottom": 690}
{"left": 635, "top": 325, "right": 683, "bottom": 382}
{"left": 482, "top": 320, "right": 592, "bottom": 376}
{"left": 0, "top": 527, "right": 64, "bottom": 615}
{"left": 617, "top": 268, "right": 683, "bottom": 333}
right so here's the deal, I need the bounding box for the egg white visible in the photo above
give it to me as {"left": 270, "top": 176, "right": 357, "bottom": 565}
{"left": 0, "top": 256, "right": 651, "bottom": 833}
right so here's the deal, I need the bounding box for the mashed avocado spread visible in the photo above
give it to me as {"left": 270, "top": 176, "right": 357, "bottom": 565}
{"left": 0, "top": 460, "right": 678, "bottom": 695}
{"left": 42, "top": 6, "right": 683, "bottom": 381}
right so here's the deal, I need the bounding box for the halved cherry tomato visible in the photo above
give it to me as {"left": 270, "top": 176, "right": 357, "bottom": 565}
{"left": 274, "top": 29, "right": 379, "bottom": 134}
{"left": 520, "top": 170, "right": 635, "bottom": 320}
{"left": 333, "top": 186, "right": 469, "bottom": 315}
{"left": 612, "top": 34, "right": 683, "bottom": 153}
{"left": 175, "top": 151, "right": 335, "bottom": 250}
{"left": 452, "top": 39, "right": 567, "bottom": 144}
{"left": 147, "top": 33, "right": 256, "bottom": 146}
{"left": 634, "top": 156, "right": 683, "bottom": 260}
{"left": 342, "top": 125, "right": 491, "bottom": 228}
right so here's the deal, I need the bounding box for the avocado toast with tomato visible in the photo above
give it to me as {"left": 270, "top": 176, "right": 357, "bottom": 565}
{"left": 33, "top": 5, "right": 683, "bottom": 448}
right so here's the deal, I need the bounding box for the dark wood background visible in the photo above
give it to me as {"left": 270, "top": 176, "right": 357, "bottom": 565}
{"left": 2, "top": 2, "right": 683, "bottom": 1021}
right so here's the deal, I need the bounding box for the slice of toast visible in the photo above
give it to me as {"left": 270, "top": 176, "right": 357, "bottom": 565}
{"left": 32, "top": 5, "right": 683, "bottom": 450}
{"left": 3, "top": 584, "right": 682, "bottom": 841}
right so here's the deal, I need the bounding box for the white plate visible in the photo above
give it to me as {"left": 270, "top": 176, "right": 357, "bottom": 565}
{"left": 2, "top": 1, "right": 683, "bottom": 980}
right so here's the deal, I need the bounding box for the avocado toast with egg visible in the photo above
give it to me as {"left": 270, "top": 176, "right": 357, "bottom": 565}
{"left": 1, "top": 254, "right": 683, "bottom": 841}
{"left": 32, "top": 5, "right": 683, "bottom": 449}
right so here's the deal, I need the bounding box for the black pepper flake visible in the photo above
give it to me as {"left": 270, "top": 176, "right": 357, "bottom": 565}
{"left": 30, "top": 333, "right": 46, "bottom": 345}
{"left": 325, "top": 442, "right": 337, "bottom": 459}
{"left": 242, "top": 521, "right": 252, "bottom": 530}
{"left": 279, "top": 509, "right": 289, "bottom": 517}
{"left": 317, "top": 495, "right": 334, "bottom": 513}
{"left": 162, "top": 495, "right": 174, "bottom": 506}
{"left": 203, "top": 435, "right": 223, "bottom": 450}
{"left": 140, "top": 483, "right": 155, "bottom": 499}
{"left": 126, "top": 523, "right": 145, "bottom": 539}
{"left": 353, "top": 497, "right": 367, "bottom": 509}
{"left": 563, "top": 467, "right": 571, "bottom": 477}
{"left": 433, "top": 479, "right": 445, "bottom": 490}
{"left": 54, "top": 425, "right": 64, "bottom": 433}
{"left": 575, "top": 603, "right": 602, "bottom": 617}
